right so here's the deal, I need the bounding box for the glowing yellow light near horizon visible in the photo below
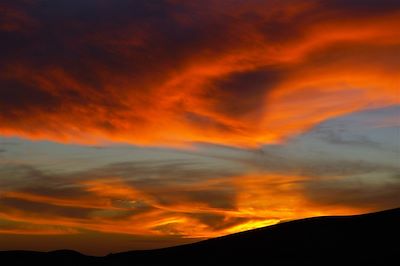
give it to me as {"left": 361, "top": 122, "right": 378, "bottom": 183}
{"left": 225, "top": 219, "right": 281, "bottom": 235}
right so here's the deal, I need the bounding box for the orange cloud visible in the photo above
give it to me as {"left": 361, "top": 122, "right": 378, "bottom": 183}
{"left": 0, "top": 173, "right": 372, "bottom": 240}
{"left": 0, "top": 1, "right": 399, "bottom": 147}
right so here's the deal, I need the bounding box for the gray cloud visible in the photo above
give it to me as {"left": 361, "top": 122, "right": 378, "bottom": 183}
{"left": 312, "top": 126, "right": 382, "bottom": 149}
{"left": 0, "top": 159, "right": 241, "bottom": 223}
{"left": 303, "top": 174, "right": 400, "bottom": 210}
{"left": 81, "top": 159, "right": 242, "bottom": 185}
{"left": 0, "top": 197, "right": 93, "bottom": 219}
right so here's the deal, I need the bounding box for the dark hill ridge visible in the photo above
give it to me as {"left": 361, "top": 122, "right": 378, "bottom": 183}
{"left": 1, "top": 208, "right": 399, "bottom": 265}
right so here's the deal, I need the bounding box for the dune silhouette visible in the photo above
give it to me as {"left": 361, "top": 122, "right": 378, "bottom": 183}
{"left": 1, "top": 208, "right": 399, "bottom": 265}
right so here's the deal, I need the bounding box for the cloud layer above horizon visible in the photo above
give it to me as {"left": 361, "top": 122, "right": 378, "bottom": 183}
{"left": 0, "top": 0, "right": 399, "bottom": 255}
{"left": 1, "top": 107, "right": 399, "bottom": 254}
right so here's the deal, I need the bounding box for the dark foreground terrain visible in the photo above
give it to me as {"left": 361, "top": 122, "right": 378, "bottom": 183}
{"left": 1, "top": 208, "right": 399, "bottom": 265}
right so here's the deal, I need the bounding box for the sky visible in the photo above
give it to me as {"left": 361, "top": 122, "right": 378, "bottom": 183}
{"left": 0, "top": 0, "right": 399, "bottom": 255}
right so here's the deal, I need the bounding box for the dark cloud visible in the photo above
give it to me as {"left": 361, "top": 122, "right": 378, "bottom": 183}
{"left": 87, "top": 160, "right": 241, "bottom": 185}
{"left": 250, "top": 145, "right": 399, "bottom": 178}
{"left": 184, "top": 189, "right": 236, "bottom": 210}
{"left": 323, "top": 0, "right": 400, "bottom": 14}
{"left": 314, "top": 130, "right": 381, "bottom": 148}
{"left": 303, "top": 175, "right": 400, "bottom": 210}
{"left": 0, "top": 197, "right": 92, "bottom": 219}
{"left": 207, "top": 68, "right": 282, "bottom": 117}
{"left": 0, "top": 164, "right": 53, "bottom": 189}
{"left": 0, "top": 0, "right": 229, "bottom": 79}
{"left": 0, "top": 80, "right": 60, "bottom": 113}
{"left": 298, "top": 160, "right": 399, "bottom": 177}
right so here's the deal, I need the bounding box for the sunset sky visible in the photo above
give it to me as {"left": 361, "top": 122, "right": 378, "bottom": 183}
{"left": 0, "top": 0, "right": 399, "bottom": 255}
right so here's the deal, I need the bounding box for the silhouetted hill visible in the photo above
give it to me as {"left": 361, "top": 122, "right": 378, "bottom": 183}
{"left": 1, "top": 208, "right": 399, "bottom": 265}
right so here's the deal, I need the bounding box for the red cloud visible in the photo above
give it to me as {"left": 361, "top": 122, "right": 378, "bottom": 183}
{"left": 0, "top": 1, "right": 399, "bottom": 147}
